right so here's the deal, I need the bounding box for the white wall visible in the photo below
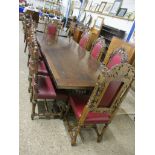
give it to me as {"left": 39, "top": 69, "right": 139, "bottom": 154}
{"left": 73, "top": 0, "right": 135, "bottom": 40}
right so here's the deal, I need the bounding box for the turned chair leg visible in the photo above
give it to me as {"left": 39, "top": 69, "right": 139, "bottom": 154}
{"left": 27, "top": 54, "right": 30, "bottom": 67}
{"left": 30, "top": 89, "right": 33, "bottom": 102}
{"left": 24, "top": 41, "right": 28, "bottom": 53}
{"left": 24, "top": 34, "right": 26, "bottom": 43}
{"left": 71, "top": 125, "right": 81, "bottom": 146}
{"left": 31, "top": 101, "right": 36, "bottom": 120}
{"left": 28, "top": 76, "right": 32, "bottom": 93}
{"left": 96, "top": 123, "right": 108, "bottom": 142}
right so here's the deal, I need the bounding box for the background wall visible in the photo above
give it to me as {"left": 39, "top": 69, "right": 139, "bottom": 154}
{"left": 72, "top": 0, "right": 135, "bottom": 40}
{"left": 26, "top": 0, "right": 69, "bottom": 15}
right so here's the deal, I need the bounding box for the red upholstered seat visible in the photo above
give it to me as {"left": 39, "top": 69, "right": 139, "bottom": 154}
{"left": 69, "top": 96, "right": 111, "bottom": 124}
{"left": 38, "top": 60, "right": 48, "bottom": 74}
{"left": 34, "top": 75, "right": 56, "bottom": 99}
{"left": 91, "top": 42, "right": 102, "bottom": 59}
{"left": 79, "top": 33, "right": 89, "bottom": 49}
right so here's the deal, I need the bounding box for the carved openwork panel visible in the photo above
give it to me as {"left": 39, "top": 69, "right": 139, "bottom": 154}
{"left": 87, "top": 63, "right": 134, "bottom": 114}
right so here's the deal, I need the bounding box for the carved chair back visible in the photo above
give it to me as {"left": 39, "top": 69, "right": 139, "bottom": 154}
{"left": 47, "top": 23, "right": 57, "bottom": 36}
{"left": 107, "top": 47, "right": 128, "bottom": 69}
{"left": 103, "top": 37, "right": 135, "bottom": 65}
{"left": 79, "top": 30, "right": 90, "bottom": 49}
{"left": 90, "top": 37, "right": 106, "bottom": 61}
{"left": 69, "top": 21, "right": 76, "bottom": 36}
{"left": 44, "top": 22, "right": 58, "bottom": 41}
{"left": 79, "top": 63, "right": 135, "bottom": 124}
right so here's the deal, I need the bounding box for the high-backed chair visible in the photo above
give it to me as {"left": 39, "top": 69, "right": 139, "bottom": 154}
{"left": 44, "top": 22, "right": 58, "bottom": 42}
{"left": 30, "top": 45, "right": 68, "bottom": 120}
{"left": 66, "top": 63, "right": 134, "bottom": 145}
{"left": 28, "top": 42, "right": 49, "bottom": 93}
{"left": 103, "top": 37, "right": 135, "bottom": 65}
{"left": 79, "top": 30, "right": 91, "bottom": 50}
{"left": 90, "top": 37, "right": 106, "bottom": 61}
{"left": 68, "top": 21, "right": 76, "bottom": 41}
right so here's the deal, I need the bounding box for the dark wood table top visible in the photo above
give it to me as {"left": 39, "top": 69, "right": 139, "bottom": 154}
{"left": 37, "top": 33, "right": 102, "bottom": 89}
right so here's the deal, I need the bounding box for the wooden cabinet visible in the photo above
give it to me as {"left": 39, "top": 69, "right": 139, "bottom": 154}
{"left": 100, "top": 25, "right": 125, "bottom": 48}
{"left": 99, "top": 25, "right": 125, "bottom": 61}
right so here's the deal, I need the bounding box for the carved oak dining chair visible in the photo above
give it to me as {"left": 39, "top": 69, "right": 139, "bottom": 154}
{"left": 27, "top": 22, "right": 49, "bottom": 85}
{"left": 23, "top": 16, "right": 33, "bottom": 53}
{"left": 103, "top": 37, "right": 135, "bottom": 65}
{"left": 90, "top": 37, "right": 106, "bottom": 62}
{"left": 65, "top": 63, "right": 134, "bottom": 146}
{"left": 68, "top": 21, "right": 76, "bottom": 40}
{"left": 29, "top": 45, "right": 68, "bottom": 120}
{"left": 44, "top": 22, "right": 58, "bottom": 42}
{"left": 28, "top": 42, "right": 49, "bottom": 93}
{"left": 28, "top": 31, "right": 68, "bottom": 119}
{"left": 106, "top": 47, "right": 128, "bottom": 69}
{"left": 79, "top": 30, "right": 91, "bottom": 50}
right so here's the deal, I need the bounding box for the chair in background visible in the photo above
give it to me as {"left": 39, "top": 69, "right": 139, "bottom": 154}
{"left": 44, "top": 22, "right": 58, "bottom": 42}
{"left": 86, "top": 17, "right": 104, "bottom": 51}
{"left": 79, "top": 30, "right": 91, "bottom": 50}
{"left": 23, "top": 15, "right": 33, "bottom": 53}
{"left": 106, "top": 47, "right": 129, "bottom": 69}
{"left": 29, "top": 44, "right": 68, "bottom": 120}
{"left": 68, "top": 21, "right": 76, "bottom": 41}
{"left": 65, "top": 63, "right": 135, "bottom": 145}
{"left": 103, "top": 37, "right": 135, "bottom": 65}
{"left": 28, "top": 39, "right": 49, "bottom": 94}
{"left": 90, "top": 37, "right": 106, "bottom": 62}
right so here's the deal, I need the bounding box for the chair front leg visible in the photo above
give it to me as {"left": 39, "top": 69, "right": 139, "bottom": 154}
{"left": 96, "top": 123, "right": 108, "bottom": 142}
{"left": 30, "top": 88, "right": 33, "bottom": 102}
{"left": 28, "top": 76, "right": 32, "bottom": 93}
{"left": 27, "top": 54, "right": 30, "bottom": 67}
{"left": 71, "top": 125, "right": 81, "bottom": 146}
{"left": 24, "top": 41, "right": 28, "bottom": 53}
{"left": 31, "top": 101, "right": 37, "bottom": 120}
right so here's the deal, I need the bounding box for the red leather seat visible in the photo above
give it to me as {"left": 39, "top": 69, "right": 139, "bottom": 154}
{"left": 69, "top": 96, "right": 111, "bottom": 124}
{"left": 33, "top": 75, "right": 56, "bottom": 99}
{"left": 38, "top": 60, "right": 48, "bottom": 75}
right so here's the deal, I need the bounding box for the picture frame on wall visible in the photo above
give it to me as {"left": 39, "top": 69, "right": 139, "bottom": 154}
{"left": 90, "top": 3, "right": 98, "bottom": 12}
{"left": 102, "top": 3, "right": 113, "bottom": 14}
{"left": 98, "top": 2, "right": 107, "bottom": 13}
{"left": 95, "top": 4, "right": 100, "bottom": 12}
{"left": 83, "top": 14, "right": 92, "bottom": 27}
{"left": 109, "top": 0, "right": 123, "bottom": 16}
{"left": 93, "top": 16, "right": 104, "bottom": 30}
{"left": 85, "top": 0, "right": 92, "bottom": 11}
{"left": 79, "top": 12, "right": 86, "bottom": 23}
{"left": 117, "top": 8, "right": 127, "bottom": 17}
